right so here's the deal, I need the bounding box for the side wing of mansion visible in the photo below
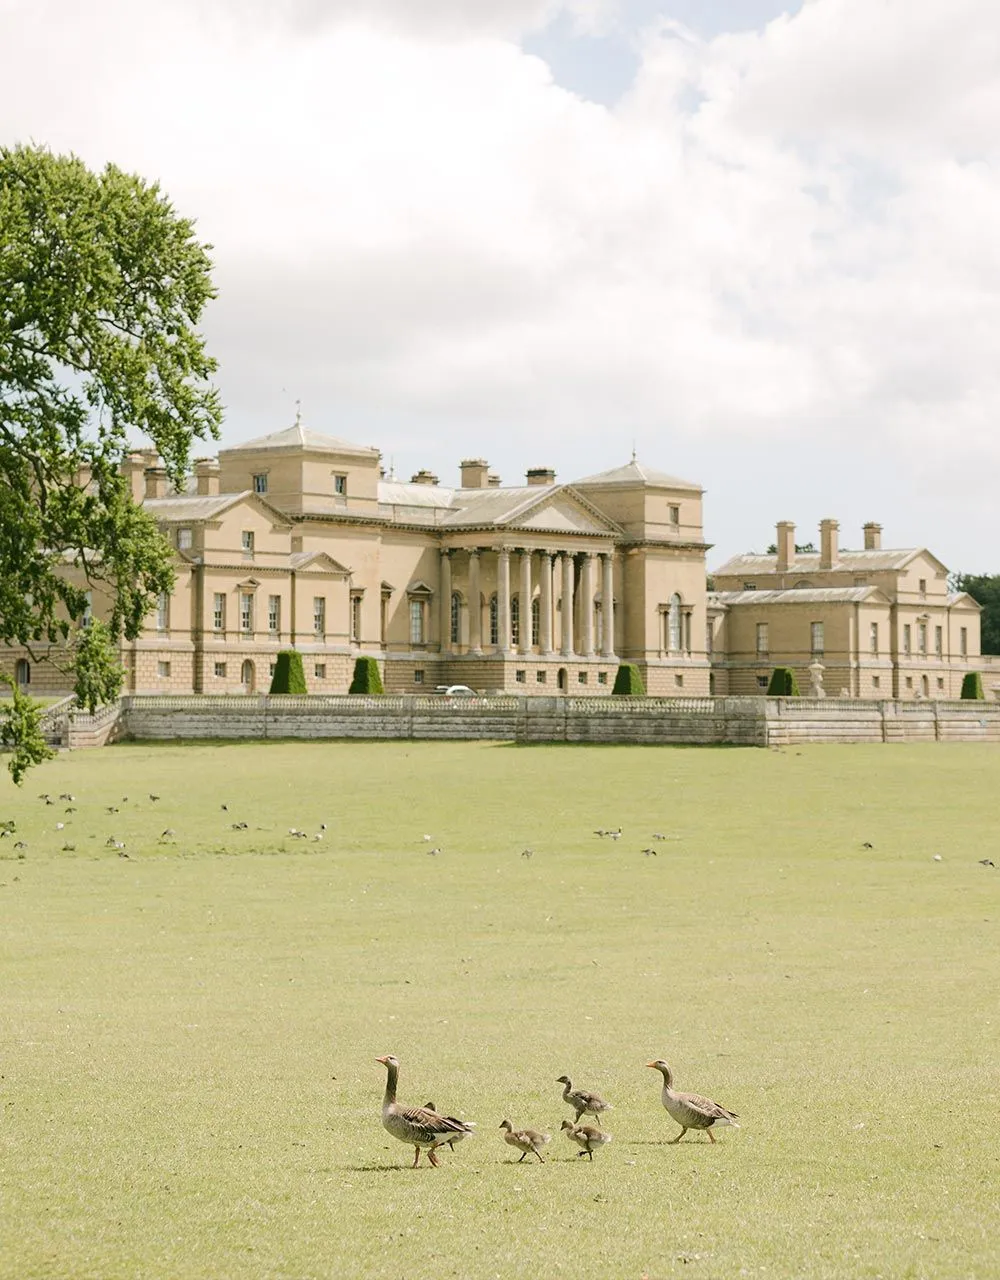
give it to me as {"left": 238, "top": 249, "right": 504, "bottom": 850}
{"left": 4, "top": 423, "right": 985, "bottom": 700}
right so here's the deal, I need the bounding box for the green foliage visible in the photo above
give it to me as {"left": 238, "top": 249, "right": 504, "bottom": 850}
{"left": 767, "top": 666, "right": 801, "bottom": 696}
{"left": 960, "top": 671, "right": 985, "bottom": 700}
{"left": 269, "top": 651, "right": 307, "bottom": 695}
{"left": 951, "top": 573, "right": 1000, "bottom": 655}
{"left": 348, "top": 655, "right": 384, "bottom": 694}
{"left": 611, "top": 662, "right": 645, "bottom": 695}
{"left": 0, "top": 674, "right": 56, "bottom": 783}
{"left": 72, "top": 619, "right": 124, "bottom": 712}
{"left": 0, "top": 144, "right": 221, "bottom": 774}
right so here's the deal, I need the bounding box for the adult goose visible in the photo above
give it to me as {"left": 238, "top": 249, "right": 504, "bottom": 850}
{"left": 646, "top": 1059, "right": 739, "bottom": 1143}
{"left": 561, "top": 1120, "right": 612, "bottom": 1160}
{"left": 499, "top": 1120, "right": 551, "bottom": 1163}
{"left": 557, "top": 1075, "right": 613, "bottom": 1126}
{"left": 375, "top": 1055, "right": 475, "bottom": 1167}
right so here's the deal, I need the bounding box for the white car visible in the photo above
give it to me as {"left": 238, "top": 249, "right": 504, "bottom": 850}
{"left": 433, "top": 684, "right": 479, "bottom": 697}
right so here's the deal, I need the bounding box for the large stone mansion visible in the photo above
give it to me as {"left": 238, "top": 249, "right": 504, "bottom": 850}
{"left": 4, "top": 422, "right": 984, "bottom": 699}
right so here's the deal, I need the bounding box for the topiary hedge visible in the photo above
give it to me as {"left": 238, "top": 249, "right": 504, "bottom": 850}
{"left": 349, "top": 655, "right": 384, "bottom": 694}
{"left": 960, "top": 671, "right": 985, "bottom": 700}
{"left": 612, "top": 663, "right": 646, "bottom": 696}
{"left": 767, "top": 666, "right": 801, "bottom": 697}
{"left": 269, "top": 650, "right": 307, "bottom": 695}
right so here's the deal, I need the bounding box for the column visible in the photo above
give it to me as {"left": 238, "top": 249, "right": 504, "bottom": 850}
{"left": 560, "top": 552, "right": 574, "bottom": 656}
{"left": 600, "top": 552, "right": 615, "bottom": 658}
{"left": 539, "top": 552, "right": 554, "bottom": 655}
{"left": 496, "top": 547, "right": 511, "bottom": 652}
{"left": 468, "top": 549, "right": 482, "bottom": 653}
{"left": 518, "top": 549, "right": 533, "bottom": 655}
{"left": 439, "top": 549, "right": 452, "bottom": 653}
{"left": 580, "top": 552, "right": 595, "bottom": 656}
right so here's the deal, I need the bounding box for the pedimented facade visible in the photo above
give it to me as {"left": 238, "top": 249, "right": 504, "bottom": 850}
{"left": 2, "top": 425, "right": 984, "bottom": 699}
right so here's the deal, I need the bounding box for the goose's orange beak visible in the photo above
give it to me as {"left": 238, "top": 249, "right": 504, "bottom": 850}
{"left": 375, "top": 1055, "right": 389, "bottom": 1064}
{"left": 645, "top": 1061, "right": 658, "bottom": 1069}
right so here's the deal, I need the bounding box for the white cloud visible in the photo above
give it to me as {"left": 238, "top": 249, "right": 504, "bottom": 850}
{"left": 1, "top": 0, "right": 999, "bottom": 566}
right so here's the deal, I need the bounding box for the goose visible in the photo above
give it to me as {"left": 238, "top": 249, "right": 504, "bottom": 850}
{"left": 424, "top": 1104, "right": 472, "bottom": 1151}
{"left": 375, "top": 1055, "right": 475, "bottom": 1167}
{"left": 646, "top": 1059, "right": 739, "bottom": 1143}
{"left": 557, "top": 1075, "right": 612, "bottom": 1125}
{"left": 499, "top": 1120, "right": 551, "bottom": 1163}
{"left": 561, "top": 1120, "right": 612, "bottom": 1160}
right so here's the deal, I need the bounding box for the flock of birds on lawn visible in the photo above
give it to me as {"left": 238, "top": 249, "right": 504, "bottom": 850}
{"left": 376, "top": 1054, "right": 739, "bottom": 1167}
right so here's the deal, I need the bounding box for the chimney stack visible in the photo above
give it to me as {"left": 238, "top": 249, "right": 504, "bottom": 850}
{"left": 819, "top": 518, "right": 839, "bottom": 569}
{"left": 410, "top": 469, "right": 439, "bottom": 486}
{"left": 193, "top": 458, "right": 220, "bottom": 496}
{"left": 121, "top": 448, "right": 157, "bottom": 503}
{"left": 144, "top": 466, "right": 169, "bottom": 500}
{"left": 460, "top": 458, "right": 490, "bottom": 489}
{"left": 526, "top": 467, "right": 556, "bottom": 486}
{"left": 775, "top": 521, "right": 795, "bottom": 572}
{"left": 487, "top": 472, "right": 502, "bottom": 488}
{"left": 863, "top": 522, "right": 882, "bottom": 551}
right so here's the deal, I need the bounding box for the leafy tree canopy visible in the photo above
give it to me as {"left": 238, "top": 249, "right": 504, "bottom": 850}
{"left": 1, "top": 145, "right": 221, "bottom": 780}
{"left": 950, "top": 573, "right": 1000, "bottom": 655}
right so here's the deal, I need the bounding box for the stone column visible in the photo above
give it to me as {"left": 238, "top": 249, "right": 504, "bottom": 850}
{"left": 560, "top": 552, "right": 574, "bottom": 656}
{"left": 519, "top": 549, "right": 533, "bottom": 654}
{"left": 496, "top": 547, "right": 511, "bottom": 652}
{"left": 600, "top": 552, "right": 615, "bottom": 658}
{"left": 468, "top": 549, "right": 482, "bottom": 653}
{"left": 539, "top": 552, "right": 554, "bottom": 655}
{"left": 580, "top": 552, "right": 595, "bottom": 657}
{"left": 439, "top": 549, "right": 452, "bottom": 653}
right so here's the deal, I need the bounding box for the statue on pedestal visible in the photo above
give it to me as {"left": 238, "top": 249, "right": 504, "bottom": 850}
{"left": 808, "top": 661, "right": 825, "bottom": 699}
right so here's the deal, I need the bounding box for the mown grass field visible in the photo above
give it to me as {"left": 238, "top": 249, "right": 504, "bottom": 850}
{"left": 2, "top": 739, "right": 999, "bottom": 1280}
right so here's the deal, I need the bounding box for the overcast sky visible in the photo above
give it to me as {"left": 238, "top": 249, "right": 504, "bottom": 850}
{"left": 3, "top": 0, "right": 999, "bottom": 570}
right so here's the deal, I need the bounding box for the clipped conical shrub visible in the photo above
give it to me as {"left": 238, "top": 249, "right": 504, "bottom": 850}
{"left": 269, "top": 650, "right": 307, "bottom": 694}
{"left": 349, "top": 655, "right": 384, "bottom": 694}
{"left": 766, "top": 666, "right": 800, "bottom": 697}
{"left": 960, "top": 671, "right": 985, "bottom": 700}
{"left": 612, "top": 663, "right": 646, "bottom": 696}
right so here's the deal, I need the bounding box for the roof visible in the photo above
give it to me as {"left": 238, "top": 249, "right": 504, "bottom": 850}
{"left": 713, "top": 548, "right": 926, "bottom": 576}
{"left": 220, "top": 422, "right": 379, "bottom": 457}
{"left": 142, "top": 492, "right": 251, "bottom": 522}
{"left": 372, "top": 480, "right": 621, "bottom": 535}
{"left": 289, "top": 550, "right": 351, "bottom": 575}
{"left": 709, "top": 586, "right": 889, "bottom": 607}
{"left": 572, "top": 459, "right": 702, "bottom": 492}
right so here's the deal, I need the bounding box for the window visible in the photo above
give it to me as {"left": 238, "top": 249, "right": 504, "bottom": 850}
{"left": 352, "top": 593, "right": 363, "bottom": 643}
{"left": 918, "top": 578, "right": 927, "bottom": 598}
{"left": 15, "top": 658, "right": 29, "bottom": 687}
{"left": 537, "top": 669, "right": 547, "bottom": 683}
{"left": 872, "top": 676, "right": 881, "bottom": 690}
{"left": 241, "top": 530, "right": 255, "bottom": 560}
{"left": 516, "top": 669, "right": 526, "bottom": 683}
{"left": 214, "top": 662, "right": 227, "bottom": 678}
{"left": 510, "top": 596, "right": 520, "bottom": 647}
{"left": 906, "top": 676, "right": 913, "bottom": 689}
{"left": 937, "top": 677, "right": 945, "bottom": 690}
{"left": 705, "top": 621, "right": 713, "bottom": 656}
{"left": 157, "top": 660, "right": 171, "bottom": 678}
{"left": 409, "top": 599, "right": 424, "bottom": 646}
{"left": 315, "top": 663, "right": 326, "bottom": 679}
{"left": 667, "top": 593, "right": 682, "bottom": 652}
{"left": 314, "top": 596, "right": 326, "bottom": 638}
{"left": 253, "top": 473, "right": 268, "bottom": 494}
{"left": 597, "top": 671, "right": 607, "bottom": 685}
{"left": 240, "top": 592, "right": 254, "bottom": 635}
{"left": 488, "top": 594, "right": 499, "bottom": 646}
{"left": 578, "top": 670, "right": 588, "bottom": 684}
{"left": 413, "top": 669, "right": 424, "bottom": 684}
{"left": 961, "top": 627, "right": 968, "bottom": 657}
{"left": 903, "top": 624, "right": 912, "bottom": 655}
{"left": 268, "top": 595, "right": 281, "bottom": 636}
{"left": 669, "top": 504, "right": 680, "bottom": 527}
{"left": 743, "top": 582, "right": 757, "bottom": 591}
{"left": 531, "top": 596, "right": 540, "bottom": 647}
{"left": 870, "top": 622, "right": 879, "bottom": 655}
{"left": 333, "top": 474, "right": 347, "bottom": 496}
{"left": 853, "top": 576, "right": 868, "bottom": 587}
{"left": 213, "top": 593, "right": 226, "bottom": 632}
{"left": 918, "top": 623, "right": 927, "bottom": 655}
{"left": 935, "top": 626, "right": 943, "bottom": 657}
{"left": 178, "top": 527, "right": 192, "bottom": 551}
{"left": 269, "top": 663, "right": 276, "bottom": 677}
{"left": 756, "top": 622, "right": 768, "bottom": 656}
{"left": 757, "top": 675, "right": 769, "bottom": 689}
{"left": 674, "top": 673, "right": 684, "bottom": 687}
{"left": 450, "top": 592, "right": 461, "bottom": 645}
{"left": 156, "top": 591, "right": 169, "bottom": 632}
{"left": 811, "top": 621, "right": 824, "bottom": 655}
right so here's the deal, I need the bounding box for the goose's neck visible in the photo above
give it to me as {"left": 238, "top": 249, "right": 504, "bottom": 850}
{"left": 562, "top": 1079, "right": 573, "bottom": 1099}
{"left": 382, "top": 1062, "right": 398, "bottom": 1110}
{"left": 658, "top": 1066, "right": 675, "bottom": 1090}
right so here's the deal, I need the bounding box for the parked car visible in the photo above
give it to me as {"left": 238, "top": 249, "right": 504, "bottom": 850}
{"left": 433, "top": 684, "right": 479, "bottom": 697}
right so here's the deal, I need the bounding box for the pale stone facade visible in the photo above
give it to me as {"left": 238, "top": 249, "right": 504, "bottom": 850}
{"left": 2, "top": 431, "right": 983, "bottom": 699}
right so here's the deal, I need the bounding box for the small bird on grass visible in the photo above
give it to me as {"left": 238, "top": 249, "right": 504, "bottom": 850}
{"left": 160, "top": 829, "right": 176, "bottom": 839}
{"left": 557, "top": 1076, "right": 613, "bottom": 1125}
{"left": 521, "top": 848, "right": 533, "bottom": 859}
{"left": 149, "top": 794, "right": 160, "bottom": 803}
{"left": 642, "top": 847, "right": 657, "bottom": 857}
{"left": 500, "top": 1120, "right": 551, "bottom": 1163}
{"left": 427, "top": 847, "right": 441, "bottom": 856}
{"left": 561, "top": 1120, "right": 612, "bottom": 1160}
{"left": 646, "top": 1059, "right": 739, "bottom": 1144}
{"left": 106, "top": 806, "right": 119, "bottom": 814}
{"left": 978, "top": 859, "right": 995, "bottom": 868}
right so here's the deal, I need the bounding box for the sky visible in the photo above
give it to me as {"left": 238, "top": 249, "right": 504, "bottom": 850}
{"left": 2, "top": 0, "right": 999, "bottom": 571}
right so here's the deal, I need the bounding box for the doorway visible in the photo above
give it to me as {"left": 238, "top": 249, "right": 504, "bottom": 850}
{"left": 241, "top": 659, "right": 256, "bottom": 694}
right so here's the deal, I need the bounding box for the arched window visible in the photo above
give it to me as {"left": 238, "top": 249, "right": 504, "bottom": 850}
{"left": 450, "top": 592, "right": 461, "bottom": 645}
{"left": 489, "top": 594, "right": 499, "bottom": 646}
{"left": 668, "top": 593, "right": 682, "bottom": 652}
{"left": 240, "top": 659, "right": 255, "bottom": 694}
{"left": 531, "top": 596, "right": 540, "bottom": 647}
{"left": 510, "top": 595, "right": 520, "bottom": 647}
{"left": 594, "top": 599, "right": 603, "bottom": 652}
{"left": 15, "top": 658, "right": 30, "bottom": 687}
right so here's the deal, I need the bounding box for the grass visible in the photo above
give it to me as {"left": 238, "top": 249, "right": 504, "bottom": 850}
{"left": 1, "top": 740, "right": 999, "bottom": 1279}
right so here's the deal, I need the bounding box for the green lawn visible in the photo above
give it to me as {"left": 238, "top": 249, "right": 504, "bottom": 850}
{"left": 2, "top": 741, "right": 999, "bottom": 1279}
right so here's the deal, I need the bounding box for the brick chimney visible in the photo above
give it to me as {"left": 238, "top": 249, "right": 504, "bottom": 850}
{"left": 193, "top": 458, "right": 220, "bottom": 496}
{"left": 460, "top": 458, "right": 489, "bottom": 489}
{"left": 487, "top": 472, "right": 502, "bottom": 488}
{"left": 819, "top": 518, "right": 839, "bottom": 569}
{"left": 410, "top": 469, "right": 439, "bottom": 486}
{"left": 121, "top": 449, "right": 157, "bottom": 503}
{"left": 526, "top": 467, "right": 556, "bottom": 486}
{"left": 144, "top": 466, "right": 169, "bottom": 500}
{"left": 863, "top": 522, "right": 882, "bottom": 551}
{"left": 775, "top": 520, "right": 795, "bottom": 571}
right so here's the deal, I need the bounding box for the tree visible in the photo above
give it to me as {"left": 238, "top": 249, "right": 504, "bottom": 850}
{"left": 349, "top": 656, "right": 384, "bottom": 694}
{"left": 767, "top": 666, "right": 801, "bottom": 696}
{"left": 0, "top": 145, "right": 221, "bottom": 780}
{"left": 612, "top": 663, "right": 646, "bottom": 695}
{"left": 950, "top": 574, "right": 1000, "bottom": 655}
{"left": 270, "top": 651, "right": 308, "bottom": 695}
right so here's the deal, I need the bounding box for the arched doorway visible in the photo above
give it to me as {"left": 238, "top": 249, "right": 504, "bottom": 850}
{"left": 15, "top": 658, "right": 30, "bottom": 688}
{"left": 921, "top": 674, "right": 930, "bottom": 699}
{"left": 557, "top": 667, "right": 567, "bottom": 692}
{"left": 241, "top": 659, "right": 256, "bottom": 694}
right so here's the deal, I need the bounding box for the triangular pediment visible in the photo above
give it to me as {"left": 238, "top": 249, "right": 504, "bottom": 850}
{"left": 503, "top": 487, "right": 621, "bottom": 537}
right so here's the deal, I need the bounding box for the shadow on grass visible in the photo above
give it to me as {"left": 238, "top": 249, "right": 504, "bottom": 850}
{"left": 344, "top": 1163, "right": 423, "bottom": 1173}
{"left": 493, "top": 741, "right": 748, "bottom": 751}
